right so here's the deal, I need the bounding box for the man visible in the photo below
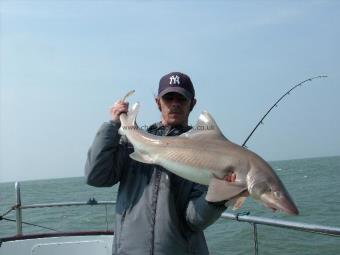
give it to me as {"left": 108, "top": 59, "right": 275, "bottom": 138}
{"left": 85, "top": 72, "right": 240, "bottom": 255}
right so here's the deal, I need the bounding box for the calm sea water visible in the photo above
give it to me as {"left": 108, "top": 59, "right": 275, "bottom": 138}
{"left": 1, "top": 156, "right": 340, "bottom": 255}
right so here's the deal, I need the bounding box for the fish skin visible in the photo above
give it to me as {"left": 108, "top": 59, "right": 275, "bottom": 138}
{"left": 119, "top": 102, "right": 299, "bottom": 215}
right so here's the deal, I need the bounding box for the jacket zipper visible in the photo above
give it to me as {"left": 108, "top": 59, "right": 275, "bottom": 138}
{"left": 150, "top": 167, "right": 162, "bottom": 255}
{"left": 150, "top": 127, "right": 175, "bottom": 255}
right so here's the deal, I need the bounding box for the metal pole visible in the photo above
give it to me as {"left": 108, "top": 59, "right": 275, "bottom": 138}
{"left": 253, "top": 223, "right": 259, "bottom": 255}
{"left": 105, "top": 205, "right": 109, "bottom": 231}
{"left": 221, "top": 212, "right": 340, "bottom": 236}
{"left": 15, "top": 182, "right": 23, "bottom": 236}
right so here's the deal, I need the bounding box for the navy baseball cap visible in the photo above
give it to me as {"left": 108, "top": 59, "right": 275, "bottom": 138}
{"left": 158, "top": 72, "right": 195, "bottom": 100}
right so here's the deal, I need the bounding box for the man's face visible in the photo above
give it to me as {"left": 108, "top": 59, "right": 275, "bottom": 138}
{"left": 157, "top": 92, "right": 196, "bottom": 127}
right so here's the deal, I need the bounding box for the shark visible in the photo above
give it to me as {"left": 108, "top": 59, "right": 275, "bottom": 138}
{"left": 118, "top": 101, "right": 299, "bottom": 215}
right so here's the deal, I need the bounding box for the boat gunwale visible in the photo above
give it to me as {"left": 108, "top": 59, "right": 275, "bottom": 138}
{"left": 0, "top": 230, "right": 114, "bottom": 243}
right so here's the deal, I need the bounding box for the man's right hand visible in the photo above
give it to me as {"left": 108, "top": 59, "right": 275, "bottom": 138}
{"left": 110, "top": 100, "right": 129, "bottom": 122}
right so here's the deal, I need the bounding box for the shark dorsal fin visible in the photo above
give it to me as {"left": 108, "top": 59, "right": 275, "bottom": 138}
{"left": 181, "top": 111, "right": 227, "bottom": 140}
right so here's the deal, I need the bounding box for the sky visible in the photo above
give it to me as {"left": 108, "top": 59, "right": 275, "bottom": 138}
{"left": 0, "top": 0, "right": 339, "bottom": 182}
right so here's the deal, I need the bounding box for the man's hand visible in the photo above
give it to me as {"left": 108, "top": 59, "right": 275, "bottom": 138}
{"left": 110, "top": 100, "right": 129, "bottom": 122}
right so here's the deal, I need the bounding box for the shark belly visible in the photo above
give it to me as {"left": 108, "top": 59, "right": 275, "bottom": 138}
{"left": 158, "top": 157, "right": 211, "bottom": 185}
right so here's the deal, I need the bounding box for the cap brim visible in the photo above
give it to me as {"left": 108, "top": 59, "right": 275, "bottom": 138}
{"left": 158, "top": 87, "right": 193, "bottom": 99}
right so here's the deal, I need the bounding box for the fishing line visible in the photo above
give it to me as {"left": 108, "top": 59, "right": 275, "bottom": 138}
{"left": 1, "top": 206, "right": 58, "bottom": 232}
{"left": 0, "top": 206, "right": 15, "bottom": 219}
{"left": 242, "top": 75, "right": 328, "bottom": 148}
{"left": 1, "top": 217, "right": 58, "bottom": 232}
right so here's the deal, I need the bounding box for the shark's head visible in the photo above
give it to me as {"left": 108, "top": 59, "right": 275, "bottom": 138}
{"left": 252, "top": 180, "right": 299, "bottom": 215}
{"left": 248, "top": 159, "right": 299, "bottom": 215}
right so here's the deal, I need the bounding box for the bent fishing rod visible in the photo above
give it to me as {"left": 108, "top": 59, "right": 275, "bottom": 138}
{"left": 242, "top": 75, "right": 328, "bottom": 148}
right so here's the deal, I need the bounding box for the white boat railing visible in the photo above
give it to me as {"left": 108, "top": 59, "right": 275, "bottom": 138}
{"left": 1, "top": 182, "right": 340, "bottom": 255}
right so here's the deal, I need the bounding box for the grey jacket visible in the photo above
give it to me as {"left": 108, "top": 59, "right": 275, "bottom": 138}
{"left": 85, "top": 121, "right": 226, "bottom": 255}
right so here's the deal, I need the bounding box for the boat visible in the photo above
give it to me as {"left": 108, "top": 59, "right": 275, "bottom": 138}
{"left": 1, "top": 182, "right": 340, "bottom": 255}
{"left": 0, "top": 182, "right": 114, "bottom": 255}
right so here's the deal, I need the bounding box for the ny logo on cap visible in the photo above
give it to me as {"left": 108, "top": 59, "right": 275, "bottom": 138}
{"left": 169, "top": 75, "right": 180, "bottom": 85}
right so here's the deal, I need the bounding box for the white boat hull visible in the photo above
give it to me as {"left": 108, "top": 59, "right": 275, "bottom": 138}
{"left": 0, "top": 232, "right": 113, "bottom": 255}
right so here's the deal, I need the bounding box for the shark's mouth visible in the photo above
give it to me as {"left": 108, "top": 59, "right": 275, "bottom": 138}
{"left": 260, "top": 192, "right": 299, "bottom": 215}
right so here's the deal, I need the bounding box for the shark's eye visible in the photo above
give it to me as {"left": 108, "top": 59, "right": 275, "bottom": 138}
{"left": 274, "top": 191, "right": 281, "bottom": 199}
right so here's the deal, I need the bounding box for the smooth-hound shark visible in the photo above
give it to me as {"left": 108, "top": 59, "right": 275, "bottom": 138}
{"left": 119, "top": 101, "right": 299, "bottom": 215}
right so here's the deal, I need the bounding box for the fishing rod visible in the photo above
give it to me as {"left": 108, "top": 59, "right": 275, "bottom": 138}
{"left": 242, "top": 75, "right": 328, "bottom": 148}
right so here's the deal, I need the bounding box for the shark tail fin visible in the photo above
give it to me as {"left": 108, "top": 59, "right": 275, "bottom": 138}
{"left": 119, "top": 102, "right": 140, "bottom": 135}
{"left": 126, "top": 102, "right": 140, "bottom": 126}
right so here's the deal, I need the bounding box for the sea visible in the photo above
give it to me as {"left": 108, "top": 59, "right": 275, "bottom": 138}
{"left": 1, "top": 156, "right": 340, "bottom": 255}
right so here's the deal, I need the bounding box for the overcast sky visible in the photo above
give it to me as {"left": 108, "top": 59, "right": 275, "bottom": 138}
{"left": 1, "top": 0, "right": 339, "bottom": 182}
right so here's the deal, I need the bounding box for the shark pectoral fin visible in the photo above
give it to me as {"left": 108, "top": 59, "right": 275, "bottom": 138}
{"left": 228, "top": 196, "right": 247, "bottom": 210}
{"left": 129, "top": 152, "right": 154, "bottom": 164}
{"left": 206, "top": 177, "right": 246, "bottom": 202}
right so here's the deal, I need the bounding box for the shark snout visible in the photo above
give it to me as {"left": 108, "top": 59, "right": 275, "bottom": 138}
{"left": 260, "top": 192, "right": 299, "bottom": 215}
{"left": 280, "top": 196, "right": 299, "bottom": 215}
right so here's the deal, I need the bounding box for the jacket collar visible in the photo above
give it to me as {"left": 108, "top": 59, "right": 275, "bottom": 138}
{"left": 147, "top": 122, "right": 191, "bottom": 136}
